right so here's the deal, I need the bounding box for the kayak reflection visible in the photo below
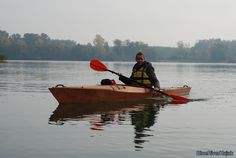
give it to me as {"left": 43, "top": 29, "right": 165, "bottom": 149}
{"left": 49, "top": 100, "right": 166, "bottom": 150}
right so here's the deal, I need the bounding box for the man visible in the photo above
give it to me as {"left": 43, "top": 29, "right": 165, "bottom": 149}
{"left": 119, "top": 52, "right": 160, "bottom": 90}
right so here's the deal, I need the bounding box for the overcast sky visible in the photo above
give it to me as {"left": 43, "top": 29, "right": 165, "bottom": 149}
{"left": 1, "top": 0, "right": 236, "bottom": 47}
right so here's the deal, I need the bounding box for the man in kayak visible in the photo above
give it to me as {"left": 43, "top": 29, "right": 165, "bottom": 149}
{"left": 119, "top": 52, "right": 160, "bottom": 90}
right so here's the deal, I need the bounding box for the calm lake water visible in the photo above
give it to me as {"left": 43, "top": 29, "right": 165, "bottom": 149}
{"left": 0, "top": 60, "right": 236, "bottom": 158}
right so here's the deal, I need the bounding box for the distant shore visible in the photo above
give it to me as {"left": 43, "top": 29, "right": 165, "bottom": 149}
{"left": 1, "top": 30, "right": 236, "bottom": 63}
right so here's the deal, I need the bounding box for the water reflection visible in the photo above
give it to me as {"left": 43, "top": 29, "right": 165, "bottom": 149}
{"left": 49, "top": 101, "right": 166, "bottom": 150}
{"left": 131, "top": 105, "right": 160, "bottom": 150}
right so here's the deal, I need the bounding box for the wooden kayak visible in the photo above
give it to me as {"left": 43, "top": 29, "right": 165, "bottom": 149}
{"left": 49, "top": 84, "right": 191, "bottom": 104}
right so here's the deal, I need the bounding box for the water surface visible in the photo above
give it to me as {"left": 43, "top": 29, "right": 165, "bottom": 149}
{"left": 0, "top": 60, "right": 235, "bottom": 158}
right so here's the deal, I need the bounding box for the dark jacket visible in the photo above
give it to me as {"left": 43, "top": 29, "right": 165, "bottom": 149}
{"left": 119, "top": 61, "right": 160, "bottom": 88}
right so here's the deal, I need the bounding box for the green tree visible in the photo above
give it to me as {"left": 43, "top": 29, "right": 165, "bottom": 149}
{"left": 0, "top": 30, "right": 9, "bottom": 38}
{"left": 209, "top": 39, "right": 228, "bottom": 62}
{"left": 0, "top": 53, "right": 5, "bottom": 61}
{"left": 40, "top": 33, "right": 50, "bottom": 41}
{"left": 10, "top": 33, "right": 21, "bottom": 40}
{"left": 23, "top": 33, "right": 40, "bottom": 44}
{"left": 93, "top": 34, "right": 109, "bottom": 55}
{"left": 113, "top": 39, "right": 122, "bottom": 47}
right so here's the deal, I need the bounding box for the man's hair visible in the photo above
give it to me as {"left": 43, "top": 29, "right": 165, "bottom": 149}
{"left": 136, "top": 52, "right": 144, "bottom": 56}
{"left": 135, "top": 52, "right": 145, "bottom": 60}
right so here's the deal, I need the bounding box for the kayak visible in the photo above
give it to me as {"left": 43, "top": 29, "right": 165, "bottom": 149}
{"left": 49, "top": 84, "right": 191, "bottom": 104}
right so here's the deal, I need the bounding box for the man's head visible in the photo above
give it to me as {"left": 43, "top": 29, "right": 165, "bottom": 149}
{"left": 135, "top": 52, "right": 145, "bottom": 65}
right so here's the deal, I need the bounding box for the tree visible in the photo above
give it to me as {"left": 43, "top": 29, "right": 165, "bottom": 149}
{"left": 0, "top": 53, "right": 5, "bottom": 61}
{"left": 40, "top": 33, "right": 50, "bottom": 41}
{"left": 0, "top": 30, "right": 9, "bottom": 38}
{"left": 93, "top": 34, "right": 105, "bottom": 47}
{"left": 93, "top": 34, "right": 109, "bottom": 55}
{"left": 112, "top": 39, "right": 122, "bottom": 58}
{"left": 10, "top": 34, "right": 21, "bottom": 40}
{"left": 209, "top": 39, "right": 227, "bottom": 62}
{"left": 177, "top": 41, "right": 184, "bottom": 50}
{"left": 0, "top": 30, "right": 10, "bottom": 44}
{"left": 23, "top": 33, "right": 40, "bottom": 44}
{"left": 113, "top": 39, "right": 122, "bottom": 47}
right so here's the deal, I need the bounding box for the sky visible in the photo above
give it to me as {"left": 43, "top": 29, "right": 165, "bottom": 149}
{"left": 1, "top": 0, "right": 236, "bottom": 47}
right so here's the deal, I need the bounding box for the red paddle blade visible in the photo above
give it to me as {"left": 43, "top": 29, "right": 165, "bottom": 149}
{"left": 158, "top": 89, "right": 189, "bottom": 102}
{"left": 90, "top": 59, "right": 108, "bottom": 71}
{"left": 168, "top": 94, "right": 189, "bottom": 101}
{"left": 169, "top": 100, "right": 189, "bottom": 105}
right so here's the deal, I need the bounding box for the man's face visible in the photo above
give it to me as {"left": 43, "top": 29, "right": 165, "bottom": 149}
{"left": 136, "top": 55, "right": 145, "bottom": 65}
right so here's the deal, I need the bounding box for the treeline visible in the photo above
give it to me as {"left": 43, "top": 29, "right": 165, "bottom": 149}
{"left": 1, "top": 30, "right": 236, "bottom": 62}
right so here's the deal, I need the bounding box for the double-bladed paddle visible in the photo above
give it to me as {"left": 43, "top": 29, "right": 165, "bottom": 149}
{"left": 90, "top": 59, "right": 189, "bottom": 103}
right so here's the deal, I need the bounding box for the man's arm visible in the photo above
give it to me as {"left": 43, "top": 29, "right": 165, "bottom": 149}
{"left": 146, "top": 64, "right": 160, "bottom": 89}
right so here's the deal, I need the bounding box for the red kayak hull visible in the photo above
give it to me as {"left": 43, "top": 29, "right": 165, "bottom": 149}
{"left": 49, "top": 84, "right": 191, "bottom": 104}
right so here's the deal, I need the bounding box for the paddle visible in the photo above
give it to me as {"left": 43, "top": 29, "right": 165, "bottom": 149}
{"left": 90, "top": 59, "right": 189, "bottom": 103}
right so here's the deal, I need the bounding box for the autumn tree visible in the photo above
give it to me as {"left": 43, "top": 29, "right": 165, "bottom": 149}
{"left": 93, "top": 34, "right": 109, "bottom": 55}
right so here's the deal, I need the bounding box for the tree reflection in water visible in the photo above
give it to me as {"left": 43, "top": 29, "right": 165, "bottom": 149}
{"left": 49, "top": 101, "right": 165, "bottom": 150}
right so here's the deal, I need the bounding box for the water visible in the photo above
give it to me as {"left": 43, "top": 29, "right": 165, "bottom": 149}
{"left": 0, "top": 60, "right": 236, "bottom": 158}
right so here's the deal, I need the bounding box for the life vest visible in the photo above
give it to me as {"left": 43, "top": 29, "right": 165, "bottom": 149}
{"left": 131, "top": 64, "right": 152, "bottom": 86}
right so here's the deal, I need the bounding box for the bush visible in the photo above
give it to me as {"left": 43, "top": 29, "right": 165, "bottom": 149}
{"left": 0, "top": 53, "right": 5, "bottom": 61}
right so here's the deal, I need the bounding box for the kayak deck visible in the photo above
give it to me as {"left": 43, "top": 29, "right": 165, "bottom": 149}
{"left": 49, "top": 84, "right": 191, "bottom": 104}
